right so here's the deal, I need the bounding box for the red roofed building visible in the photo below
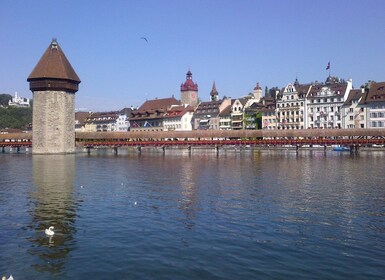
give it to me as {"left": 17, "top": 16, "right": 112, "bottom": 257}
{"left": 163, "top": 104, "right": 194, "bottom": 131}
{"left": 130, "top": 97, "right": 181, "bottom": 131}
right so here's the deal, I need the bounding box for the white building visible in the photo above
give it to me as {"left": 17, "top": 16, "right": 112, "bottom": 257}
{"left": 8, "top": 92, "right": 30, "bottom": 107}
{"left": 341, "top": 89, "right": 365, "bottom": 128}
{"left": 276, "top": 79, "right": 310, "bottom": 129}
{"left": 116, "top": 114, "right": 129, "bottom": 131}
{"left": 359, "top": 82, "right": 385, "bottom": 128}
{"left": 163, "top": 104, "right": 194, "bottom": 131}
{"left": 306, "top": 77, "right": 353, "bottom": 129}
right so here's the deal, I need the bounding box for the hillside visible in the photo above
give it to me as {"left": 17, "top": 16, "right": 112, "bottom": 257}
{"left": 0, "top": 107, "right": 32, "bottom": 129}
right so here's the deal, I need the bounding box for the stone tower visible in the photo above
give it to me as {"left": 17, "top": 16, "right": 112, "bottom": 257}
{"left": 27, "top": 39, "right": 81, "bottom": 154}
{"left": 252, "top": 82, "right": 262, "bottom": 102}
{"left": 180, "top": 70, "right": 198, "bottom": 107}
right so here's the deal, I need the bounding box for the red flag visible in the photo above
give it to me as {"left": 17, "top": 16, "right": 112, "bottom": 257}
{"left": 326, "top": 62, "right": 330, "bottom": 70}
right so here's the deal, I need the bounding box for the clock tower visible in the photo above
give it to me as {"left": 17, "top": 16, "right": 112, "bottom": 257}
{"left": 180, "top": 70, "right": 198, "bottom": 107}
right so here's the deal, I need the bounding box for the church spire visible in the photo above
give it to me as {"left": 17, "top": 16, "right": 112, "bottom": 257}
{"left": 210, "top": 81, "right": 218, "bottom": 101}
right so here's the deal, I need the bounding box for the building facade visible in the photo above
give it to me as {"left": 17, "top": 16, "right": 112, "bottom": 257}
{"left": 306, "top": 77, "right": 352, "bottom": 129}
{"left": 341, "top": 89, "right": 365, "bottom": 128}
{"left": 130, "top": 97, "right": 181, "bottom": 131}
{"left": 276, "top": 80, "right": 310, "bottom": 130}
{"left": 360, "top": 82, "right": 385, "bottom": 128}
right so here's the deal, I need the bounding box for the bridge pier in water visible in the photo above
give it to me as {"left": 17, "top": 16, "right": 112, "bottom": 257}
{"left": 350, "top": 145, "right": 360, "bottom": 154}
{"left": 2, "top": 147, "right": 5, "bottom": 153}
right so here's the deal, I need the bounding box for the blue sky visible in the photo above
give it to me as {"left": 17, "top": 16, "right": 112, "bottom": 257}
{"left": 1, "top": 0, "right": 384, "bottom": 111}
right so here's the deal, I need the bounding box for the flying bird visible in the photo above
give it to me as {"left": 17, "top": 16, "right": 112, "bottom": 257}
{"left": 140, "top": 37, "right": 148, "bottom": 42}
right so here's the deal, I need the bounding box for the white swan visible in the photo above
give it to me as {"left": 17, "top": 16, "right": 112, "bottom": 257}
{"left": 2, "top": 275, "right": 13, "bottom": 280}
{"left": 45, "top": 226, "right": 55, "bottom": 236}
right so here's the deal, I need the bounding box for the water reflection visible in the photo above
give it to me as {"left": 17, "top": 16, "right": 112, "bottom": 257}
{"left": 29, "top": 155, "right": 78, "bottom": 276}
{"left": 178, "top": 158, "right": 197, "bottom": 230}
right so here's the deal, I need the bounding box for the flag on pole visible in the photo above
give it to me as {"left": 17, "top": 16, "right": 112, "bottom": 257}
{"left": 326, "top": 62, "right": 330, "bottom": 70}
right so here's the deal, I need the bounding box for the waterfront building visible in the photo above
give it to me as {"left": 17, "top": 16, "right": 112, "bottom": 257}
{"left": 8, "top": 92, "right": 30, "bottom": 107}
{"left": 192, "top": 84, "right": 231, "bottom": 130}
{"left": 244, "top": 100, "right": 263, "bottom": 129}
{"left": 231, "top": 98, "right": 248, "bottom": 130}
{"left": 341, "top": 89, "right": 365, "bottom": 128}
{"left": 75, "top": 111, "right": 92, "bottom": 131}
{"left": 84, "top": 111, "right": 119, "bottom": 132}
{"left": 163, "top": 104, "right": 194, "bottom": 131}
{"left": 130, "top": 97, "right": 181, "bottom": 131}
{"left": 260, "top": 97, "right": 277, "bottom": 130}
{"left": 180, "top": 70, "right": 199, "bottom": 108}
{"left": 359, "top": 81, "right": 385, "bottom": 128}
{"left": 306, "top": 77, "right": 352, "bottom": 129}
{"left": 276, "top": 79, "right": 310, "bottom": 129}
{"left": 27, "top": 39, "right": 80, "bottom": 154}
{"left": 219, "top": 103, "right": 232, "bottom": 130}
{"left": 193, "top": 100, "right": 223, "bottom": 130}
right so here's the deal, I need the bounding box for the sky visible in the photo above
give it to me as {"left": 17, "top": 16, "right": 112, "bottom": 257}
{"left": 1, "top": 0, "right": 384, "bottom": 111}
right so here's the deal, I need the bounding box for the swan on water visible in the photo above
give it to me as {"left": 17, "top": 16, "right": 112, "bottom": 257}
{"left": 45, "top": 226, "right": 55, "bottom": 236}
{"left": 2, "top": 275, "right": 13, "bottom": 280}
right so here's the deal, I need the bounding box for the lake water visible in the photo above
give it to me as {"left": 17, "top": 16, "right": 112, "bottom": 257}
{"left": 1, "top": 148, "right": 385, "bottom": 279}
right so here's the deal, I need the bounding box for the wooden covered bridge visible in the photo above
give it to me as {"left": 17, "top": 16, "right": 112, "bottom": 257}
{"left": 2, "top": 128, "right": 384, "bottom": 153}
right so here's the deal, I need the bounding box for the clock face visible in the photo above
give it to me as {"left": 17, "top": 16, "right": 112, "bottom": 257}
{"left": 191, "top": 93, "right": 196, "bottom": 98}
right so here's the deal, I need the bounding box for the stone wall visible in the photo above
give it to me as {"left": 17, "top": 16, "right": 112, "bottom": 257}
{"left": 32, "top": 91, "right": 75, "bottom": 154}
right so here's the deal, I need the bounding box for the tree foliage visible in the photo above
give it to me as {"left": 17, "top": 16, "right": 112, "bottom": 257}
{"left": 0, "top": 107, "right": 32, "bottom": 129}
{"left": 0, "top": 94, "right": 12, "bottom": 106}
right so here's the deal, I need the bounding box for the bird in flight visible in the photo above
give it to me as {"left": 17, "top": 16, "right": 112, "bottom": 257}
{"left": 140, "top": 37, "right": 148, "bottom": 42}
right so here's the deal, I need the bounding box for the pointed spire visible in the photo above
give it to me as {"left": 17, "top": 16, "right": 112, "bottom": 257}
{"left": 254, "top": 82, "right": 261, "bottom": 90}
{"left": 210, "top": 81, "right": 218, "bottom": 101}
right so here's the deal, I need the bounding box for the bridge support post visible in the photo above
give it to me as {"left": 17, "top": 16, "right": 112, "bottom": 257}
{"left": 296, "top": 145, "right": 299, "bottom": 153}
{"left": 17, "top": 146, "right": 20, "bottom": 153}
{"left": 1, "top": 147, "right": 5, "bottom": 153}
{"left": 188, "top": 145, "right": 191, "bottom": 154}
{"left": 215, "top": 145, "right": 219, "bottom": 154}
{"left": 324, "top": 145, "right": 327, "bottom": 153}
{"left": 114, "top": 147, "right": 118, "bottom": 155}
{"left": 87, "top": 147, "right": 91, "bottom": 155}
{"left": 137, "top": 146, "right": 142, "bottom": 153}
{"left": 162, "top": 146, "right": 165, "bottom": 154}
{"left": 351, "top": 145, "right": 359, "bottom": 154}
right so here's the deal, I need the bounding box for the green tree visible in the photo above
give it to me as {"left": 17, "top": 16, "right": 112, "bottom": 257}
{"left": 0, "top": 94, "right": 12, "bottom": 106}
{"left": 0, "top": 107, "right": 32, "bottom": 129}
